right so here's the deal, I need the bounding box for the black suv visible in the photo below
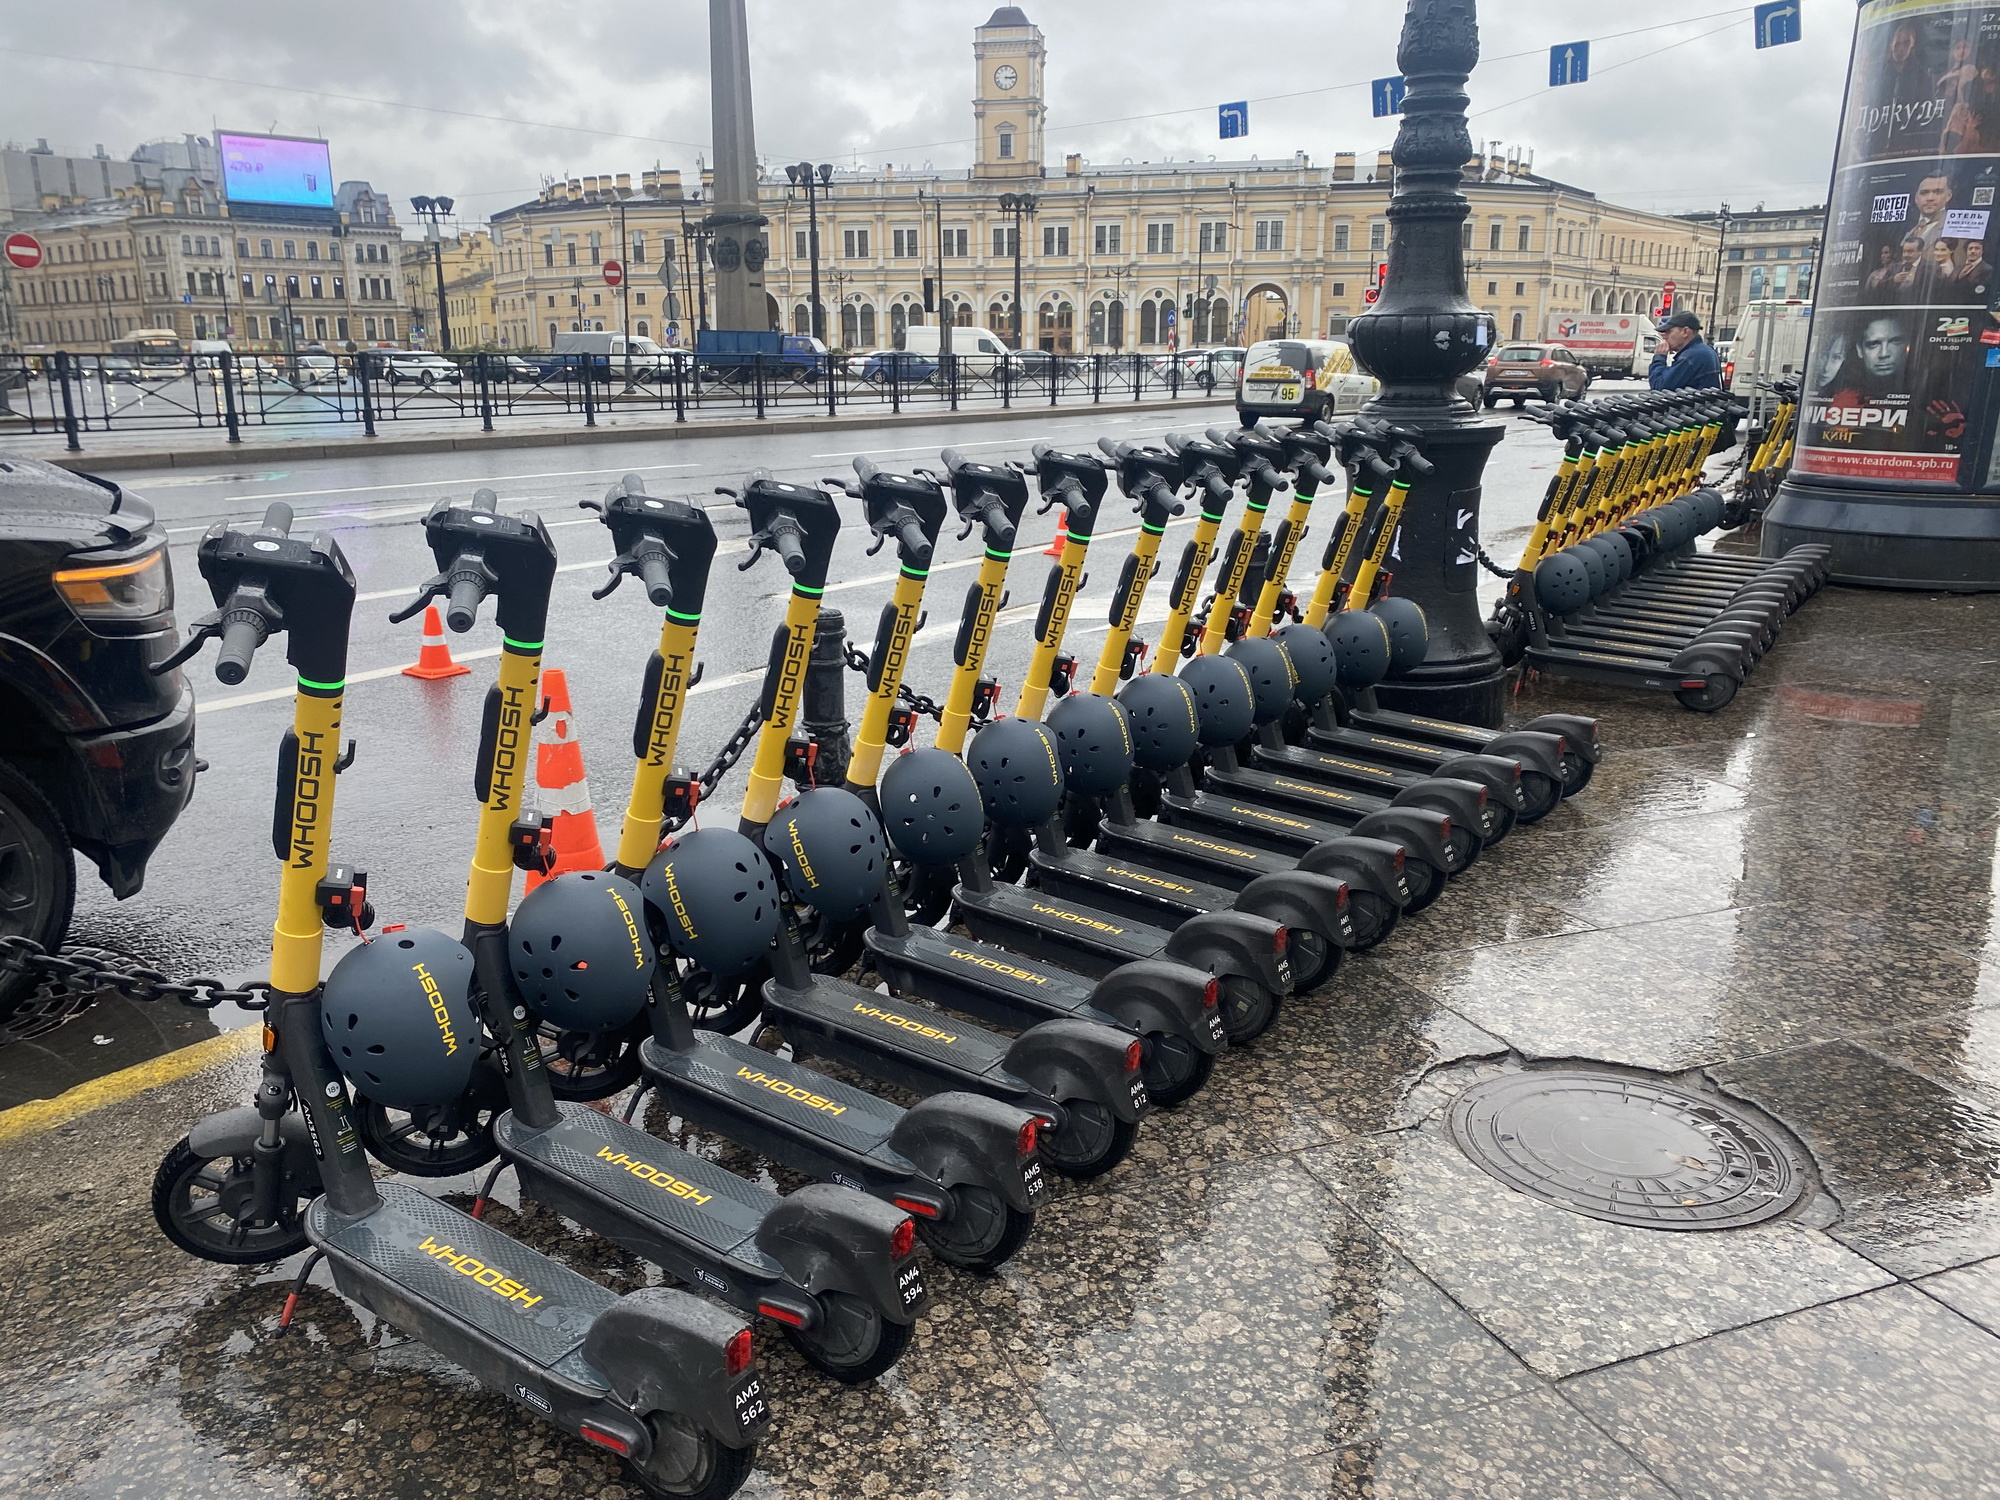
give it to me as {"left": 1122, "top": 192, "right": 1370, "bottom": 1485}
{"left": 0, "top": 456, "right": 198, "bottom": 1020}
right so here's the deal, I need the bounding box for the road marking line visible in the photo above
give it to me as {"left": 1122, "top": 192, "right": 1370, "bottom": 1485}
{"left": 196, "top": 647, "right": 506, "bottom": 712}
{"left": 0, "top": 1025, "right": 261, "bottom": 1148}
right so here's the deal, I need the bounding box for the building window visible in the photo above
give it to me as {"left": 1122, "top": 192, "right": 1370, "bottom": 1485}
{"left": 307, "top": 242, "right": 320, "bottom": 261}
{"left": 566, "top": 242, "right": 577, "bottom": 266}
{"left": 237, "top": 238, "right": 250, "bottom": 257}
{"left": 181, "top": 235, "right": 192, "bottom": 254}
{"left": 286, "top": 275, "right": 300, "bottom": 297}
{"left": 1332, "top": 282, "right": 1346, "bottom": 296}
{"left": 843, "top": 228, "right": 869, "bottom": 258}
{"left": 310, "top": 276, "right": 323, "bottom": 298}
{"left": 1199, "top": 221, "right": 1228, "bottom": 254}
{"left": 997, "top": 129, "right": 1014, "bottom": 160}
{"left": 283, "top": 240, "right": 296, "bottom": 259}
{"left": 1145, "top": 222, "right": 1175, "bottom": 255}
{"left": 543, "top": 243, "right": 555, "bottom": 268}
{"left": 1487, "top": 281, "right": 1498, "bottom": 296}
{"left": 384, "top": 318, "right": 396, "bottom": 340}
{"left": 635, "top": 291, "right": 646, "bottom": 306}
{"left": 992, "top": 225, "right": 1018, "bottom": 258}
{"left": 1510, "top": 311, "right": 1524, "bottom": 340}
{"left": 1369, "top": 221, "right": 1387, "bottom": 252}
{"left": 942, "top": 227, "right": 968, "bottom": 257}
{"left": 793, "top": 304, "right": 811, "bottom": 335}
{"left": 1042, "top": 223, "right": 1070, "bottom": 256}
{"left": 1515, "top": 281, "right": 1525, "bottom": 296}
{"left": 892, "top": 227, "right": 919, "bottom": 258}
{"left": 630, "top": 233, "right": 645, "bottom": 264}
{"left": 794, "top": 228, "right": 819, "bottom": 259}
{"left": 1094, "top": 223, "right": 1122, "bottom": 256}
{"left": 1140, "top": 298, "right": 1158, "bottom": 345}
{"left": 313, "top": 316, "right": 328, "bottom": 340}
{"left": 1489, "top": 221, "right": 1503, "bottom": 251}
{"left": 1517, "top": 223, "right": 1531, "bottom": 252}
{"left": 336, "top": 316, "right": 349, "bottom": 340}
{"left": 328, "top": 242, "right": 339, "bottom": 261}
{"left": 636, "top": 319, "right": 649, "bottom": 337}
{"left": 1333, "top": 223, "right": 1351, "bottom": 254}
{"left": 1253, "top": 218, "right": 1284, "bottom": 253}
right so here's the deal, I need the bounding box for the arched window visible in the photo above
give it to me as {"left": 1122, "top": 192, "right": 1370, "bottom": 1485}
{"left": 1107, "top": 298, "right": 1125, "bottom": 349}
{"left": 636, "top": 319, "right": 650, "bottom": 337}
{"left": 1510, "top": 311, "right": 1524, "bottom": 340}
{"left": 1588, "top": 289, "right": 1602, "bottom": 312}
{"left": 988, "top": 299, "right": 1013, "bottom": 341}
{"left": 1139, "top": 298, "right": 1158, "bottom": 345}
{"left": 1037, "top": 300, "right": 1074, "bottom": 352}
{"left": 858, "top": 304, "right": 876, "bottom": 348}
{"left": 840, "top": 303, "right": 859, "bottom": 346}
{"left": 793, "top": 304, "right": 812, "bottom": 335}
{"left": 890, "top": 303, "right": 908, "bottom": 347}
{"left": 1089, "top": 300, "right": 1107, "bottom": 346}
{"left": 952, "top": 300, "right": 973, "bottom": 328}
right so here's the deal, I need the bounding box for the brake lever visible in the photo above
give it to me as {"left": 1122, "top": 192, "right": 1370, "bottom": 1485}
{"left": 152, "top": 610, "right": 225, "bottom": 675}
{"left": 387, "top": 570, "right": 448, "bottom": 624}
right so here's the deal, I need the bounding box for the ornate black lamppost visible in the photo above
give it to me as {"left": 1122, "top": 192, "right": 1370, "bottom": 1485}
{"left": 1346, "top": 0, "right": 1506, "bottom": 725}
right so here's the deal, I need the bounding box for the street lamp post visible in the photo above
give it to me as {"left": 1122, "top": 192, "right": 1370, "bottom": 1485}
{"left": 998, "top": 192, "right": 1037, "bottom": 349}
{"left": 1710, "top": 202, "right": 1730, "bottom": 336}
{"left": 1345, "top": 0, "right": 1509, "bottom": 726}
{"left": 409, "top": 195, "right": 456, "bottom": 352}
{"left": 919, "top": 188, "right": 952, "bottom": 357}
{"left": 786, "top": 163, "right": 833, "bottom": 342}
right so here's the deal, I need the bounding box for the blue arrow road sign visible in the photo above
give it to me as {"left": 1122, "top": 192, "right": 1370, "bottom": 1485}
{"left": 1754, "top": 1, "right": 1801, "bottom": 49}
{"left": 1550, "top": 41, "right": 1590, "bottom": 87}
{"left": 1371, "top": 76, "right": 1407, "bottom": 118}
{"left": 1219, "top": 101, "right": 1248, "bottom": 139}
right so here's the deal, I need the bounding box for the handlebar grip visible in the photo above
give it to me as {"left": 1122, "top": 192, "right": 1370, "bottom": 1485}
{"left": 940, "top": 447, "right": 967, "bottom": 473}
{"left": 979, "top": 499, "right": 1017, "bottom": 550}
{"left": 260, "top": 501, "right": 294, "bottom": 536}
{"left": 470, "top": 487, "right": 499, "bottom": 513}
{"left": 215, "top": 615, "right": 264, "bottom": 686}
{"left": 1400, "top": 451, "right": 1436, "bottom": 478}
{"left": 897, "top": 518, "right": 934, "bottom": 566}
{"left": 1096, "top": 437, "right": 1122, "bottom": 459}
{"left": 1205, "top": 472, "right": 1233, "bottom": 506}
{"left": 1030, "top": 440, "right": 1056, "bottom": 461}
{"left": 446, "top": 573, "right": 486, "bottom": 633}
{"left": 775, "top": 528, "right": 808, "bottom": 577}
{"left": 638, "top": 551, "right": 674, "bottom": 607}
{"left": 852, "top": 455, "right": 881, "bottom": 482}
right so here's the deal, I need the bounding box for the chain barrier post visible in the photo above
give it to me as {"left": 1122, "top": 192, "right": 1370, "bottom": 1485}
{"left": 55, "top": 351, "right": 81, "bottom": 452}
{"left": 581, "top": 353, "right": 598, "bottom": 427}
{"left": 477, "top": 352, "right": 496, "bottom": 432}
{"left": 357, "top": 349, "right": 377, "bottom": 437}
{"left": 220, "top": 351, "right": 243, "bottom": 443}
{"left": 801, "top": 607, "right": 852, "bottom": 787}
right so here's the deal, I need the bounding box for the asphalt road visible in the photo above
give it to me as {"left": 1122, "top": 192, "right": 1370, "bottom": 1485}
{"left": 2, "top": 393, "right": 1596, "bottom": 1102}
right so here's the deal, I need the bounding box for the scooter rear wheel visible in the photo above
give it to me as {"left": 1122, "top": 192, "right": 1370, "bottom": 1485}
{"left": 1141, "top": 1034, "right": 1216, "bottom": 1108}
{"left": 1040, "top": 1100, "right": 1139, "bottom": 1178}
{"left": 784, "top": 1291, "right": 912, "bottom": 1383}
{"left": 152, "top": 1137, "right": 311, "bottom": 1265}
{"left": 1516, "top": 770, "right": 1563, "bottom": 823}
{"left": 1674, "top": 673, "right": 1740, "bottom": 714}
{"left": 916, "top": 1185, "right": 1034, "bottom": 1274}
{"left": 1218, "top": 974, "right": 1280, "bottom": 1044}
{"left": 537, "top": 1017, "right": 645, "bottom": 1101}
{"left": 355, "top": 1093, "right": 499, "bottom": 1177}
{"left": 1285, "top": 927, "right": 1339, "bottom": 993}
{"left": 630, "top": 1410, "right": 751, "bottom": 1500}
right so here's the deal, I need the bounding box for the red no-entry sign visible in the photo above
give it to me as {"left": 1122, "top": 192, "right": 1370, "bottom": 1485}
{"left": 3, "top": 232, "right": 44, "bottom": 270}
{"left": 602, "top": 259, "right": 624, "bottom": 288}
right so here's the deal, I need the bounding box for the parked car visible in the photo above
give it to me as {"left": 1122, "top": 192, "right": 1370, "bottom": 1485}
{"left": 480, "top": 354, "right": 546, "bottom": 383}
{"left": 1237, "top": 338, "right": 1376, "bottom": 421}
{"left": 1481, "top": 342, "right": 1589, "bottom": 407}
{"left": 289, "top": 353, "right": 344, "bottom": 387}
{"left": 99, "top": 356, "right": 142, "bottom": 384}
{"left": 861, "top": 350, "right": 938, "bottom": 384}
{"left": 0, "top": 457, "right": 198, "bottom": 1025}
{"left": 1455, "top": 367, "right": 1485, "bottom": 406}
{"left": 1183, "top": 346, "right": 1247, "bottom": 390}
{"left": 381, "top": 351, "right": 463, "bottom": 387}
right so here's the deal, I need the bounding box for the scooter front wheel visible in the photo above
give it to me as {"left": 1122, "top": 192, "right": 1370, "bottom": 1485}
{"left": 784, "top": 1291, "right": 912, "bottom": 1383}
{"left": 537, "top": 1017, "right": 646, "bottom": 1101}
{"left": 152, "top": 1137, "right": 311, "bottom": 1265}
{"left": 916, "top": 1185, "right": 1034, "bottom": 1274}
{"left": 629, "top": 1410, "right": 752, "bottom": 1500}
{"left": 355, "top": 1093, "right": 499, "bottom": 1177}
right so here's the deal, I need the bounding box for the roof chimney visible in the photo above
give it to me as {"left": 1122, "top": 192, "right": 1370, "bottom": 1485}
{"left": 1065, "top": 153, "right": 1082, "bottom": 176}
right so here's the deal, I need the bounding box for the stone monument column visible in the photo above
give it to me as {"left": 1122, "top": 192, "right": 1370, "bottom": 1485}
{"left": 707, "top": 0, "right": 770, "bottom": 331}
{"left": 1346, "top": 0, "right": 1508, "bottom": 725}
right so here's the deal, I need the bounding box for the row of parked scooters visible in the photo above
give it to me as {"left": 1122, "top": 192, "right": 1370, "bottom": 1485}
{"left": 1488, "top": 389, "right": 1831, "bottom": 711}
{"left": 150, "top": 418, "right": 1603, "bottom": 1499}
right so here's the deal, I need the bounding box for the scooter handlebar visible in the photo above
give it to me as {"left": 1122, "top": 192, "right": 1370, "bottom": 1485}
{"left": 214, "top": 613, "right": 265, "bottom": 685}
{"left": 638, "top": 549, "right": 675, "bottom": 606}
{"left": 897, "top": 517, "right": 934, "bottom": 565}
{"left": 445, "top": 572, "right": 487, "bottom": 633}
{"left": 259, "top": 501, "right": 295, "bottom": 535}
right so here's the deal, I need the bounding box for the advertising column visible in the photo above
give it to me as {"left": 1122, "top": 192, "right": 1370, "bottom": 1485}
{"left": 1766, "top": 0, "right": 2000, "bottom": 587}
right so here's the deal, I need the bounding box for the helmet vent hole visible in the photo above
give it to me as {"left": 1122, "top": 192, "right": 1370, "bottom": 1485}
{"left": 397, "top": 939, "right": 416, "bottom": 949}
{"left": 549, "top": 934, "right": 562, "bottom": 951}
{"left": 346, "top": 1013, "right": 359, "bottom": 1031}
{"left": 366, "top": 1044, "right": 386, "bottom": 1055}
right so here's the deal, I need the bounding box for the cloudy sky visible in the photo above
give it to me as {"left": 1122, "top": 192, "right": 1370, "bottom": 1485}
{"left": 0, "top": 0, "right": 1849, "bottom": 224}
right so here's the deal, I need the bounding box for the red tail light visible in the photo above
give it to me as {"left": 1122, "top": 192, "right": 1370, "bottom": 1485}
{"left": 1438, "top": 818, "right": 1451, "bottom": 840}
{"left": 1123, "top": 1039, "right": 1144, "bottom": 1073}
{"left": 579, "top": 1423, "right": 632, "bottom": 1456}
{"left": 1201, "top": 977, "right": 1220, "bottom": 1009}
{"left": 1392, "top": 846, "right": 1406, "bottom": 871}
{"left": 724, "top": 1328, "right": 754, "bottom": 1378}
{"left": 755, "top": 1302, "right": 806, "bottom": 1328}
{"left": 1539, "top": 359, "right": 1553, "bottom": 367}
{"left": 1272, "top": 926, "right": 1289, "bottom": 955}
{"left": 890, "top": 1217, "right": 916, "bottom": 1260}
{"left": 892, "top": 1195, "right": 941, "bottom": 1219}
{"left": 1017, "top": 1117, "right": 1040, "bottom": 1156}
{"left": 1551, "top": 735, "right": 1567, "bottom": 755}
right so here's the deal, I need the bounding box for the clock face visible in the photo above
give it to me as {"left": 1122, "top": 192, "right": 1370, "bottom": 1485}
{"left": 994, "top": 64, "right": 1018, "bottom": 90}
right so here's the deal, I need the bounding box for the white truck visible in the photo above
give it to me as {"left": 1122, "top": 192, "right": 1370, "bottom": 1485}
{"left": 901, "top": 324, "right": 1012, "bottom": 372}
{"left": 1727, "top": 299, "right": 1814, "bottom": 420}
{"left": 1548, "top": 314, "right": 1659, "bottom": 378}
{"left": 552, "top": 330, "right": 674, "bottom": 378}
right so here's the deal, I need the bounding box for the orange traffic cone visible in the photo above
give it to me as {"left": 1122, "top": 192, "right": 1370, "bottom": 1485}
{"left": 1043, "top": 509, "right": 1070, "bottom": 557}
{"left": 402, "top": 605, "right": 471, "bottom": 679}
{"left": 524, "top": 668, "right": 606, "bottom": 891}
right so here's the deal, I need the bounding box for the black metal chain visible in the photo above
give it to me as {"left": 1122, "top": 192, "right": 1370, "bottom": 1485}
{"left": 660, "top": 703, "right": 765, "bottom": 835}
{"left": 1471, "top": 543, "right": 1515, "bottom": 579}
{"left": 841, "top": 642, "right": 942, "bottom": 721}
{"left": 0, "top": 933, "right": 272, "bottom": 1028}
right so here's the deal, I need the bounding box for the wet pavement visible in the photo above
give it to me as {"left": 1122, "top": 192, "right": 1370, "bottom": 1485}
{"left": 6, "top": 410, "right": 2000, "bottom": 1497}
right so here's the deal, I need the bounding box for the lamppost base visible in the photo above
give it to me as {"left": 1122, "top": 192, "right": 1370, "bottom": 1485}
{"left": 1764, "top": 479, "right": 2000, "bottom": 591}
{"left": 1371, "top": 659, "right": 1510, "bottom": 728}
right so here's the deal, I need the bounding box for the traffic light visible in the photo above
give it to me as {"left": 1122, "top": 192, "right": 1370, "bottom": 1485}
{"left": 923, "top": 277, "right": 936, "bottom": 313}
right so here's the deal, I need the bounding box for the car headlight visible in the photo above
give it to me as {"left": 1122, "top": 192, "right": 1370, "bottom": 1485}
{"left": 54, "top": 545, "right": 171, "bottom": 620}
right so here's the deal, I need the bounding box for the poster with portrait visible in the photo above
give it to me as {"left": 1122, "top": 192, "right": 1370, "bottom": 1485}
{"left": 1845, "top": 3, "right": 2000, "bottom": 162}
{"left": 1819, "top": 154, "right": 2000, "bottom": 308}
{"left": 1796, "top": 307, "right": 1983, "bottom": 482}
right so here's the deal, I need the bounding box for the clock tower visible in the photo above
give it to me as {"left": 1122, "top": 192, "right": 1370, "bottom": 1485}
{"left": 973, "top": 6, "right": 1044, "bottom": 181}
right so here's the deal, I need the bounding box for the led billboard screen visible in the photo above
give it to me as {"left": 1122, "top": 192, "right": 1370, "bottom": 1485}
{"left": 218, "top": 132, "right": 335, "bottom": 209}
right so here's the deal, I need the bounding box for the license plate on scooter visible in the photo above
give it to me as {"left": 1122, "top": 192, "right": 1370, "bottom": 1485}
{"left": 732, "top": 1373, "right": 771, "bottom": 1434}
{"left": 897, "top": 1261, "right": 925, "bottom": 1311}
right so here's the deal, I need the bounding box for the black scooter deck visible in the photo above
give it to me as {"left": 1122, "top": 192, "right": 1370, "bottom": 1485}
{"left": 643, "top": 1031, "right": 912, "bottom": 1164}
{"left": 767, "top": 974, "right": 1024, "bottom": 1087}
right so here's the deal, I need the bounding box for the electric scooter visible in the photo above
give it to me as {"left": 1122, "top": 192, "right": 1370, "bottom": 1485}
{"left": 149, "top": 502, "right": 769, "bottom": 1500}
{"left": 401, "top": 484, "right": 927, "bottom": 1384}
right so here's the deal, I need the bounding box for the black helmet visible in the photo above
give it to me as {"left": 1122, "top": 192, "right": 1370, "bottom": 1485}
{"left": 1046, "top": 692, "right": 1135, "bottom": 796}
{"left": 1534, "top": 551, "right": 1592, "bottom": 614}
{"left": 321, "top": 928, "right": 479, "bottom": 1111}
{"left": 1569, "top": 541, "right": 1607, "bottom": 597}
{"left": 879, "top": 749, "right": 985, "bottom": 865}
{"left": 966, "top": 717, "right": 1064, "bottom": 828}
{"left": 643, "top": 828, "right": 780, "bottom": 979}
{"left": 1116, "top": 672, "right": 1201, "bottom": 772}
{"left": 1223, "top": 638, "right": 1296, "bottom": 725}
{"left": 1272, "top": 622, "right": 1338, "bottom": 705}
{"left": 1177, "top": 656, "right": 1256, "bottom": 746}
{"left": 510, "top": 871, "right": 655, "bottom": 1032}
{"left": 1326, "top": 609, "right": 1391, "bottom": 688}
{"left": 1369, "top": 598, "right": 1429, "bottom": 677}
{"left": 765, "top": 787, "right": 887, "bottom": 921}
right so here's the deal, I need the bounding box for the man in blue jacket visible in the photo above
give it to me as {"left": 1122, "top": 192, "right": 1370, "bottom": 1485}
{"left": 1648, "top": 309, "right": 1722, "bottom": 390}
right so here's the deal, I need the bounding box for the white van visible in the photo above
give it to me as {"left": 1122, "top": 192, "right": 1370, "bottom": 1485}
{"left": 1237, "top": 338, "right": 1378, "bottom": 421}
{"left": 902, "top": 324, "right": 1011, "bottom": 373}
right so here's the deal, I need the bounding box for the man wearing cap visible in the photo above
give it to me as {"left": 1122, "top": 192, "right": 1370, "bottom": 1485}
{"left": 1648, "top": 310, "right": 1723, "bottom": 390}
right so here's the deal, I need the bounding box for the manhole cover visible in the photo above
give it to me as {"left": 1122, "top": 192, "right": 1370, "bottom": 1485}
{"left": 1447, "top": 1071, "right": 1809, "bottom": 1229}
